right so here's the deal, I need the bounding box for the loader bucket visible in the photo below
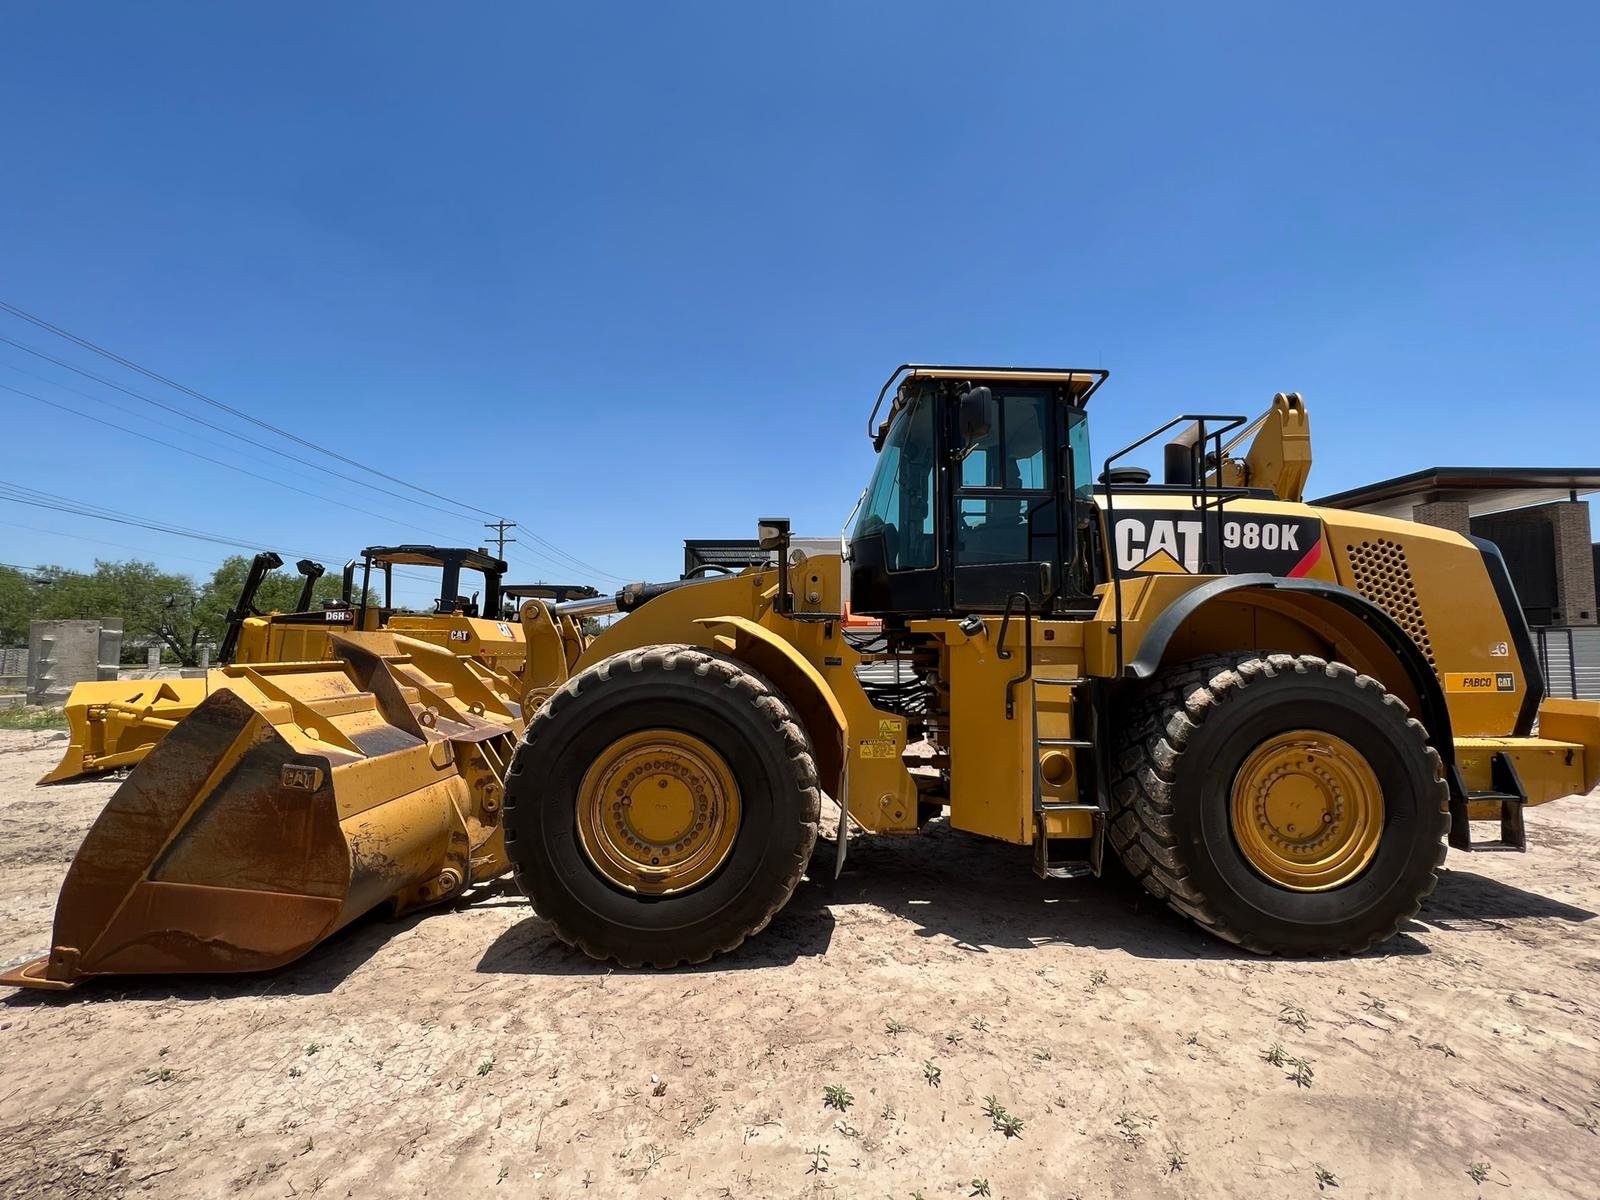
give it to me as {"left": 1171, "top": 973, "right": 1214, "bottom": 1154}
{"left": 40, "top": 677, "right": 211, "bottom": 784}
{"left": 2, "top": 635, "right": 522, "bottom": 991}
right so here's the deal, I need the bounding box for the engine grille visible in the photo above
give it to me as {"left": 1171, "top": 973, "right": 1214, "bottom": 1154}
{"left": 1344, "top": 538, "right": 1437, "bottom": 671}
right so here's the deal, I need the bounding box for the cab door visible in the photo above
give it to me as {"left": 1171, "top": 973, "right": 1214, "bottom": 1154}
{"left": 950, "top": 387, "right": 1067, "bottom": 611}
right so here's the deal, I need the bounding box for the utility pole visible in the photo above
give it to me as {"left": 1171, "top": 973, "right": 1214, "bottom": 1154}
{"left": 484, "top": 519, "right": 517, "bottom": 561}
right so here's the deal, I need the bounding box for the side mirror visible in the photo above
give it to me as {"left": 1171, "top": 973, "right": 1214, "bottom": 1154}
{"left": 757, "top": 517, "right": 791, "bottom": 551}
{"left": 757, "top": 518, "right": 794, "bottom": 614}
{"left": 959, "top": 386, "right": 993, "bottom": 443}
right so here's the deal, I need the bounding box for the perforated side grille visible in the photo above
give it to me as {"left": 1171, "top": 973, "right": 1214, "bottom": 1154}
{"left": 1344, "top": 538, "right": 1436, "bottom": 670}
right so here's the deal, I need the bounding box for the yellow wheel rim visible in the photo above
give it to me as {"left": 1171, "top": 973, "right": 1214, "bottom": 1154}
{"left": 576, "top": 729, "right": 741, "bottom": 895}
{"left": 1229, "top": 730, "right": 1384, "bottom": 892}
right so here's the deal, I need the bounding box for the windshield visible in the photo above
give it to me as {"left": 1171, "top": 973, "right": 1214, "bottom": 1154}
{"left": 852, "top": 394, "right": 937, "bottom": 571}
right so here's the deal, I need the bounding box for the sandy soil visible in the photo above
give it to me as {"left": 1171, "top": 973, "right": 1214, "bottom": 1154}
{"left": 2, "top": 727, "right": 1598, "bottom": 1199}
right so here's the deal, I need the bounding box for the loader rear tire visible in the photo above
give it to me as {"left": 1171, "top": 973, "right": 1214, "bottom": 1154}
{"left": 1108, "top": 653, "right": 1449, "bottom": 955}
{"left": 503, "top": 644, "right": 820, "bottom": 968}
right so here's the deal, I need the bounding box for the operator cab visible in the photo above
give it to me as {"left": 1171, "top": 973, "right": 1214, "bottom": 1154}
{"left": 345, "top": 545, "right": 508, "bottom": 622}
{"left": 849, "top": 365, "right": 1106, "bottom": 617}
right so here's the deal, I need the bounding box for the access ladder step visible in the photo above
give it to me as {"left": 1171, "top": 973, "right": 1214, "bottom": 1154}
{"left": 1038, "top": 737, "right": 1094, "bottom": 749}
{"left": 1447, "top": 753, "right": 1528, "bottom": 853}
{"left": 1032, "top": 808, "right": 1105, "bottom": 880}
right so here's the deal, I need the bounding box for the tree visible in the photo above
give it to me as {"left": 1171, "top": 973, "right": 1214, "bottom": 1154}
{"left": 0, "top": 566, "right": 38, "bottom": 645}
{"left": 33, "top": 559, "right": 202, "bottom": 663}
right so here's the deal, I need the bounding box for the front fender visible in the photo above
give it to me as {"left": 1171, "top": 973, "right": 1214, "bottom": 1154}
{"left": 693, "top": 616, "right": 847, "bottom": 799}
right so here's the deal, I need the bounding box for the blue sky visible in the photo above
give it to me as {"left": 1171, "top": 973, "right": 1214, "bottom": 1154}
{"left": 3, "top": 4, "right": 1597, "bottom": 604}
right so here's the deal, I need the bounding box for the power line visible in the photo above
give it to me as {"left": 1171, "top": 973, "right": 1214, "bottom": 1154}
{"left": 0, "top": 298, "right": 500, "bottom": 521}
{"left": 0, "top": 301, "right": 635, "bottom": 585}
{"left": 0, "top": 517, "right": 266, "bottom": 570}
{"left": 2, "top": 359, "right": 433, "bottom": 505}
{"left": 0, "top": 333, "right": 485, "bottom": 525}
{"left": 0, "top": 478, "right": 341, "bottom": 563}
{"left": 4, "top": 359, "right": 625, "bottom": 582}
{"left": 2, "top": 380, "right": 455, "bottom": 542}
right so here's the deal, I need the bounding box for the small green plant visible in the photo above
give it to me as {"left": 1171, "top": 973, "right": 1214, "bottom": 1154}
{"left": 1279, "top": 1004, "right": 1309, "bottom": 1032}
{"left": 945, "top": 1030, "right": 964, "bottom": 1046}
{"left": 885, "top": 1018, "right": 907, "bottom": 1035}
{"left": 1314, "top": 1163, "right": 1339, "bottom": 1189}
{"left": 1184, "top": 1031, "right": 1200, "bottom": 1046}
{"left": 969, "top": 1017, "right": 989, "bottom": 1032}
{"left": 1032, "top": 1046, "right": 1052, "bottom": 1061}
{"left": 142, "top": 1067, "right": 173, "bottom": 1085}
{"left": 1287, "top": 1056, "right": 1315, "bottom": 1088}
{"left": 1263, "top": 1042, "right": 1286, "bottom": 1068}
{"left": 476, "top": 1055, "right": 495, "bottom": 1077}
{"left": 922, "top": 1060, "right": 941, "bottom": 1088}
{"left": 969, "top": 1179, "right": 992, "bottom": 1197}
{"left": 1466, "top": 1161, "right": 1490, "bottom": 1185}
{"left": 1114, "top": 1112, "right": 1148, "bottom": 1146}
{"left": 981, "top": 1094, "right": 1023, "bottom": 1137}
{"left": 304, "top": 1042, "right": 323, "bottom": 1057}
{"left": 1088, "top": 969, "right": 1108, "bottom": 987}
{"left": 287, "top": 1066, "right": 303, "bottom": 1078}
{"left": 823, "top": 1084, "right": 854, "bottom": 1112}
{"left": 805, "top": 1144, "right": 829, "bottom": 1175}
{"left": 1166, "top": 1144, "right": 1188, "bottom": 1174}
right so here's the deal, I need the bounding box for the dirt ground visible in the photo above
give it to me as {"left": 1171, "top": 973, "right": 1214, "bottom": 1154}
{"left": 2, "top": 727, "right": 1598, "bottom": 1200}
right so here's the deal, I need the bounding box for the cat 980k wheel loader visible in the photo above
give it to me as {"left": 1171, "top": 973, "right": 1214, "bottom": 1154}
{"left": 8, "top": 364, "right": 1600, "bottom": 989}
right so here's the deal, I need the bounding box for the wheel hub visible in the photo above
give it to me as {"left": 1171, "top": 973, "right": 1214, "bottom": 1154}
{"left": 1230, "top": 730, "right": 1384, "bottom": 892}
{"left": 576, "top": 729, "right": 741, "bottom": 895}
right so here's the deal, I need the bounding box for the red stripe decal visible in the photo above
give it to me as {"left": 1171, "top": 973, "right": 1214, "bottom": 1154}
{"left": 1286, "top": 538, "right": 1324, "bottom": 578}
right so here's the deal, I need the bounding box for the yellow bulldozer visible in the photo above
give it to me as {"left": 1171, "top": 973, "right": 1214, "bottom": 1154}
{"left": 39, "top": 544, "right": 598, "bottom": 784}
{"left": 8, "top": 364, "right": 1600, "bottom": 990}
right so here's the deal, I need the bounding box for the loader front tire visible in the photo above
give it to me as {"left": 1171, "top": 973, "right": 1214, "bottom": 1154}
{"left": 1108, "top": 653, "right": 1449, "bottom": 955}
{"left": 504, "top": 644, "right": 820, "bottom": 968}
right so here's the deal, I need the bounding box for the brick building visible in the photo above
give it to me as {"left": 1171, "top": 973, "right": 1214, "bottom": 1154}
{"left": 1315, "top": 467, "right": 1600, "bottom": 697}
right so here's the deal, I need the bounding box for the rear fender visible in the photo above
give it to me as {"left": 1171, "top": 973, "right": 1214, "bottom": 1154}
{"left": 1125, "top": 574, "right": 1455, "bottom": 771}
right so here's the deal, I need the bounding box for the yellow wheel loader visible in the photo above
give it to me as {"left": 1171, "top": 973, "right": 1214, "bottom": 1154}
{"left": 8, "top": 365, "right": 1600, "bottom": 989}
{"left": 39, "top": 546, "right": 593, "bottom": 784}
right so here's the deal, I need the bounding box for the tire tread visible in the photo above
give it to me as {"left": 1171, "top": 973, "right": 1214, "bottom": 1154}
{"left": 504, "top": 643, "right": 820, "bottom": 968}
{"left": 1106, "top": 652, "right": 1449, "bottom": 955}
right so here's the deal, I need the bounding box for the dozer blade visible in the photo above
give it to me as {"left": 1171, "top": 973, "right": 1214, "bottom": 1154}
{"left": 3, "top": 636, "right": 522, "bottom": 991}
{"left": 39, "top": 677, "right": 211, "bottom": 784}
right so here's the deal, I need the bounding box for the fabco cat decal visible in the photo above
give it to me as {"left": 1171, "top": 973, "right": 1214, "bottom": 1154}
{"left": 1112, "top": 511, "right": 1324, "bottom": 578}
